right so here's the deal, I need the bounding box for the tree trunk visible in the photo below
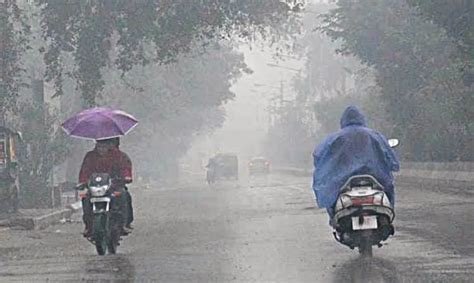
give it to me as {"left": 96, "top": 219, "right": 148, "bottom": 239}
{"left": 20, "top": 79, "right": 55, "bottom": 208}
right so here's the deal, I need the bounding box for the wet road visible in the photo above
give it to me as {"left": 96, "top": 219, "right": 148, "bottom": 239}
{"left": 0, "top": 173, "right": 473, "bottom": 282}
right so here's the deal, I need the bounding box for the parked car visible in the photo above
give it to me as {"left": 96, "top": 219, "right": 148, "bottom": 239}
{"left": 248, "top": 157, "right": 270, "bottom": 175}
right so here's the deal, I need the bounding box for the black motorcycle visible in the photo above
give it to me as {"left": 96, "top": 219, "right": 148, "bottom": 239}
{"left": 77, "top": 173, "right": 127, "bottom": 255}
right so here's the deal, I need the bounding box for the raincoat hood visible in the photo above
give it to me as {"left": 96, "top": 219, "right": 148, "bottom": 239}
{"left": 340, "top": 106, "right": 367, "bottom": 128}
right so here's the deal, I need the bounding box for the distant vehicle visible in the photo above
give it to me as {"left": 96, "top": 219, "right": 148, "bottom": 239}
{"left": 206, "top": 153, "right": 239, "bottom": 183}
{"left": 248, "top": 157, "right": 270, "bottom": 175}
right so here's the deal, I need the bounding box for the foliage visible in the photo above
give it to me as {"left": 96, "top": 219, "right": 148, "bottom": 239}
{"left": 38, "top": 0, "right": 302, "bottom": 106}
{"left": 0, "top": 1, "right": 30, "bottom": 117}
{"left": 98, "top": 43, "right": 248, "bottom": 181}
{"left": 0, "top": 1, "right": 303, "bottom": 201}
{"left": 265, "top": 0, "right": 473, "bottom": 165}
{"left": 321, "top": 0, "right": 474, "bottom": 161}
{"left": 407, "top": 0, "right": 474, "bottom": 86}
{"left": 264, "top": 2, "right": 371, "bottom": 167}
{"left": 265, "top": 102, "right": 315, "bottom": 167}
{"left": 18, "top": 101, "right": 71, "bottom": 207}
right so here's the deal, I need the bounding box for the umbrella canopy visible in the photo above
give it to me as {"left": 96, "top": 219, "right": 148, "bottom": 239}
{"left": 61, "top": 107, "right": 138, "bottom": 140}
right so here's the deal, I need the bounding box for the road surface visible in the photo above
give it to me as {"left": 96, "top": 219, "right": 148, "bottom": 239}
{"left": 0, "top": 173, "right": 473, "bottom": 282}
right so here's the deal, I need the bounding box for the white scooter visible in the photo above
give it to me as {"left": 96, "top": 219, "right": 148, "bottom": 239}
{"left": 332, "top": 139, "right": 399, "bottom": 257}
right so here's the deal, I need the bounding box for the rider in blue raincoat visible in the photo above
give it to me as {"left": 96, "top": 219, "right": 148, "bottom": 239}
{"left": 312, "top": 106, "right": 400, "bottom": 219}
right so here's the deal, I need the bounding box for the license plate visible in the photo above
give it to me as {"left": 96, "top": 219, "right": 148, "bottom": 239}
{"left": 352, "top": 216, "right": 378, "bottom": 230}
{"left": 90, "top": 197, "right": 110, "bottom": 203}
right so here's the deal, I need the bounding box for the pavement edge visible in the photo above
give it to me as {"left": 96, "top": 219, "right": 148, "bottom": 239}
{"left": 8, "top": 201, "right": 82, "bottom": 230}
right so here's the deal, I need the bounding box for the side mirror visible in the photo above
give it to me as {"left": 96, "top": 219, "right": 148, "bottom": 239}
{"left": 388, "top": 138, "right": 400, "bottom": 148}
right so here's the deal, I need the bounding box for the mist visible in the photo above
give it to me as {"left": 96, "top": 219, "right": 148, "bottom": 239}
{"left": 0, "top": 0, "right": 473, "bottom": 281}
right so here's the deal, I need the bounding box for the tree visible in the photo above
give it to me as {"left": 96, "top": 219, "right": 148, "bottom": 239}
{"left": 97, "top": 43, "right": 250, "bottom": 182}
{"left": 0, "top": 1, "right": 30, "bottom": 119}
{"left": 264, "top": 2, "right": 373, "bottom": 167}
{"left": 39, "top": 0, "right": 302, "bottom": 106}
{"left": 322, "top": 0, "right": 474, "bottom": 161}
{"left": 407, "top": 0, "right": 474, "bottom": 86}
{"left": 17, "top": 102, "right": 71, "bottom": 208}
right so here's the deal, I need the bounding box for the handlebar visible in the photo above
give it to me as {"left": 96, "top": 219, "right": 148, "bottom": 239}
{"left": 75, "top": 177, "right": 131, "bottom": 190}
{"left": 112, "top": 177, "right": 132, "bottom": 185}
{"left": 75, "top": 183, "right": 87, "bottom": 191}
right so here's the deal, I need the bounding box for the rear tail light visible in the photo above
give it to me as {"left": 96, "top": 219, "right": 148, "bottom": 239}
{"left": 336, "top": 192, "right": 392, "bottom": 213}
{"left": 351, "top": 196, "right": 375, "bottom": 206}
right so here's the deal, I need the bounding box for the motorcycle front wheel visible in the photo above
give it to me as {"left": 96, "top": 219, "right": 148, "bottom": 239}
{"left": 106, "top": 233, "right": 118, "bottom": 254}
{"left": 93, "top": 214, "right": 108, "bottom": 256}
{"left": 106, "top": 214, "right": 121, "bottom": 255}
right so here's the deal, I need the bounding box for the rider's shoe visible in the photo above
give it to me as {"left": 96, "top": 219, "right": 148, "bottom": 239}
{"left": 83, "top": 228, "right": 92, "bottom": 238}
{"left": 121, "top": 226, "right": 132, "bottom": 235}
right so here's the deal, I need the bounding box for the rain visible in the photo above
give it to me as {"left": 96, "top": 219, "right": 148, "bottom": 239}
{"left": 0, "top": 0, "right": 473, "bottom": 282}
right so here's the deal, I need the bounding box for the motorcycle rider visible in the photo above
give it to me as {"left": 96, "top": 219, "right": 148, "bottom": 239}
{"left": 312, "top": 106, "right": 400, "bottom": 223}
{"left": 79, "top": 138, "right": 134, "bottom": 237}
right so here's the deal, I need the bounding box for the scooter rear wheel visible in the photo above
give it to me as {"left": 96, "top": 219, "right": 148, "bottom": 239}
{"left": 359, "top": 236, "right": 373, "bottom": 257}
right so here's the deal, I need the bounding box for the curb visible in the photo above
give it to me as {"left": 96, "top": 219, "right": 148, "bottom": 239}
{"left": 8, "top": 201, "right": 82, "bottom": 230}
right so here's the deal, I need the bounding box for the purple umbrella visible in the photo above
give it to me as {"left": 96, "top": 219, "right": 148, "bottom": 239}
{"left": 61, "top": 107, "right": 138, "bottom": 140}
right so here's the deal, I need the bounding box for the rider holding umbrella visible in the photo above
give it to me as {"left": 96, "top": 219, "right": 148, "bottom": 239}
{"left": 79, "top": 137, "right": 134, "bottom": 237}
{"left": 62, "top": 107, "right": 138, "bottom": 237}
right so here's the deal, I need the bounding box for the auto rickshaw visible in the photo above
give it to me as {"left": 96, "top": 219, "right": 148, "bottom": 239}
{"left": 206, "top": 153, "right": 239, "bottom": 184}
{"left": 0, "top": 127, "right": 22, "bottom": 214}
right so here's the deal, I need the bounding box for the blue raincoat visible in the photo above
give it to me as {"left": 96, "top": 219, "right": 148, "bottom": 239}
{"left": 312, "top": 106, "right": 400, "bottom": 213}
